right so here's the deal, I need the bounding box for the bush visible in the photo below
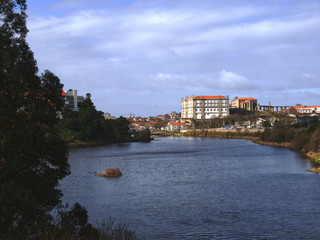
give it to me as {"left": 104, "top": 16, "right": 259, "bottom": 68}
{"left": 96, "top": 168, "right": 122, "bottom": 178}
{"left": 304, "top": 128, "right": 320, "bottom": 153}
{"left": 291, "top": 132, "right": 309, "bottom": 151}
{"left": 133, "top": 129, "right": 151, "bottom": 142}
{"left": 97, "top": 217, "right": 137, "bottom": 240}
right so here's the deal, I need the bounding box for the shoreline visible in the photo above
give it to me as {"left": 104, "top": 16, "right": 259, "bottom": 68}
{"left": 67, "top": 130, "right": 320, "bottom": 173}
{"left": 67, "top": 137, "right": 152, "bottom": 149}
{"left": 67, "top": 140, "right": 114, "bottom": 149}
{"left": 155, "top": 129, "right": 320, "bottom": 173}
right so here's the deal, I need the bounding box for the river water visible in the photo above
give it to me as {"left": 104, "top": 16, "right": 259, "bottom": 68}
{"left": 59, "top": 137, "right": 320, "bottom": 239}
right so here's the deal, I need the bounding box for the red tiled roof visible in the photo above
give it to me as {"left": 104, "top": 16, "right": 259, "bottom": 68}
{"left": 238, "top": 97, "right": 256, "bottom": 101}
{"left": 132, "top": 122, "right": 147, "bottom": 126}
{"left": 191, "top": 96, "right": 225, "bottom": 99}
{"left": 173, "top": 123, "right": 185, "bottom": 126}
{"left": 293, "top": 106, "right": 320, "bottom": 109}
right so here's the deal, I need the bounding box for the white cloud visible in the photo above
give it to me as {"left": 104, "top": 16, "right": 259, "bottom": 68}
{"left": 26, "top": 0, "right": 320, "bottom": 116}
{"left": 216, "top": 70, "right": 260, "bottom": 90}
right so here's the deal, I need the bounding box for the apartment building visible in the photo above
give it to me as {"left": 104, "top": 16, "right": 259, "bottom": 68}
{"left": 231, "top": 97, "right": 257, "bottom": 111}
{"left": 62, "top": 89, "right": 84, "bottom": 111}
{"left": 181, "top": 95, "right": 229, "bottom": 121}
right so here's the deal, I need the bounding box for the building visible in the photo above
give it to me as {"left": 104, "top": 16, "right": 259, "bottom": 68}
{"left": 103, "top": 112, "right": 111, "bottom": 119}
{"left": 291, "top": 106, "right": 320, "bottom": 114}
{"left": 181, "top": 95, "right": 229, "bottom": 121}
{"left": 62, "top": 89, "right": 84, "bottom": 111}
{"left": 231, "top": 97, "right": 257, "bottom": 111}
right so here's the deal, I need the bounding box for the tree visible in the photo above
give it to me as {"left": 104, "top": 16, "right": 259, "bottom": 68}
{"left": 154, "top": 121, "right": 168, "bottom": 130}
{"left": 0, "top": 0, "right": 71, "bottom": 237}
{"left": 111, "top": 117, "right": 131, "bottom": 142}
{"left": 60, "top": 96, "right": 131, "bottom": 143}
{"left": 263, "top": 119, "right": 272, "bottom": 128}
{"left": 77, "top": 96, "right": 105, "bottom": 141}
{"left": 0, "top": 2, "right": 137, "bottom": 238}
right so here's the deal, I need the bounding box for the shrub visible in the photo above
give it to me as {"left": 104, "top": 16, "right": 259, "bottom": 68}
{"left": 97, "top": 217, "right": 137, "bottom": 240}
{"left": 97, "top": 168, "right": 122, "bottom": 178}
{"left": 133, "top": 129, "right": 151, "bottom": 142}
{"left": 304, "top": 129, "right": 320, "bottom": 153}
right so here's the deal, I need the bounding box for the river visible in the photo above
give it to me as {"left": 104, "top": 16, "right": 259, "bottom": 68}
{"left": 59, "top": 137, "right": 320, "bottom": 239}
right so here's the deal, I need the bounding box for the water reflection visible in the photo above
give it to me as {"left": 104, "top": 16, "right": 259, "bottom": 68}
{"left": 60, "top": 137, "right": 320, "bottom": 239}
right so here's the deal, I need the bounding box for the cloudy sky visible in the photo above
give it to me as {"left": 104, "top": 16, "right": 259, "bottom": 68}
{"left": 26, "top": 0, "right": 320, "bottom": 116}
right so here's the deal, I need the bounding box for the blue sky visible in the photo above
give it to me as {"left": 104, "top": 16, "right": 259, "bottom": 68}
{"left": 26, "top": 0, "right": 320, "bottom": 116}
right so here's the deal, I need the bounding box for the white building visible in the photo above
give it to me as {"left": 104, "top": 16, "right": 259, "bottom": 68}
{"left": 292, "top": 105, "right": 320, "bottom": 114}
{"left": 62, "top": 89, "right": 84, "bottom": 111}
{"left": 181, "top": 95, "right": 229, "bottom": 121}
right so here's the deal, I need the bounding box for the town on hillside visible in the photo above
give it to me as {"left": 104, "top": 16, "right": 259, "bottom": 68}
{"left": 63, "top": 89, "right": 320, "bottom": 132}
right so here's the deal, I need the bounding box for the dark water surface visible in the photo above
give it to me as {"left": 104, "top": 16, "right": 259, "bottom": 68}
{"left": 59, "top": 137, "right": 320, "bottom": 239}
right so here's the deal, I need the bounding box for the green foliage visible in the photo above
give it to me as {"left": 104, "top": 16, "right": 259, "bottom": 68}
{"left": 0, "top": 1, "right": 102, "bottom": 238}
{"left": 260, "top": 116, "right": 320, "bottom": 156}
{"left": 111, "top": 117, "right": 131, "bottom": 142}
{"left": 97, "top": 217, "right": 137, "bottom": 240}
{"left": 263, "top": 119, "right": 272, "bottom": 128}
{"left": 59, "top": 98, "right": 131, "bottom": 143}
{"left": 133, "top": 129, "right": 151, "bottom": 142}
{"left": 261, "top": 117, "right": 297, "bottom": 143}
{"left": 153, "top": 121, "right": 167, "bottom": 129}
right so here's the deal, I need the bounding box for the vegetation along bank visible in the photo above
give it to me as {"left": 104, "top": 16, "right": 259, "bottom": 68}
{"left": 181, "top": 119, "right": 320, "bottom": 173}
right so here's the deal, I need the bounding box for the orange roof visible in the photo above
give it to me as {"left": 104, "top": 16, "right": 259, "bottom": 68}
{"left": 238, "top": 97, "right": 256, "bottom": 101}
{"left": 191, "top": 96, "right": 225, "bottom": 99}
{"left": 133, "top": 122, "right": 147, "bottom": 126}
{"left": 173, "top": 123, "right": 185, "bottom": 126}
{"left": 293, "top": 106, "right": 320, "bottom": 109}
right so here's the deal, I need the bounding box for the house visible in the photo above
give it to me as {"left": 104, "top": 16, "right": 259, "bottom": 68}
{"left": 166, "top": 122, "right": 188, "bottom": 131}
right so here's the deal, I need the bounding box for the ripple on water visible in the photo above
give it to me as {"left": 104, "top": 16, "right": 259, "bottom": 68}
{"left": 60, "top": 137, "right": 320, "bottom": 239}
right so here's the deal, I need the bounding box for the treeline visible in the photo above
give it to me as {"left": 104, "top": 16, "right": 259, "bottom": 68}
{"left": 59, "top": 97, "right": 151, "bottom": 144}
{"left": 59, "top": 97, "right": 131, "bottom": 144}
{"left": 260, "top": 118, "right": 320, "bottom": 157}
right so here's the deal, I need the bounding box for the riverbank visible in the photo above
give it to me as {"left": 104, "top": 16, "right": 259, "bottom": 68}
{"left": 67, "top": 139, "right": 149, "bottom": 149}
{"left": 157, "top": 129, "right": 320, "bottom": 173}
{"left": 67, "top": 140, "right": 113, "bottom": 148}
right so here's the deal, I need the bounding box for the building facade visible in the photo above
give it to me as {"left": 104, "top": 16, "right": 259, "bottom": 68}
{"left": 291, "top": 105, "right": 320, "bottom": 114}
{"left": 231, "top": 97, "right": 257, "bottom": 111}
{"left": 181, "top": 95, "right": 229, "bottom": 121}
{"left": 62, "top": 89, "right": 84, "bottom": 111}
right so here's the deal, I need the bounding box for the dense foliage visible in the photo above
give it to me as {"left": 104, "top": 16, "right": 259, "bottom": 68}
{"left": 59, "top": 97, "right": 131, "bottom": 143}
{"left": 261, "top": 118, "right": 320, "bottom": 153}
{"left": 0, "top": 1, "right": 138, "bottom": 239}
{"left": 0, "top": 0, "right": 72, "bottom": 237}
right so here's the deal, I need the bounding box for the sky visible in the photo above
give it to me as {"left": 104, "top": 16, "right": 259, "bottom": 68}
{"left": 26, "top": 0, "right": 320, "bottom": 117}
